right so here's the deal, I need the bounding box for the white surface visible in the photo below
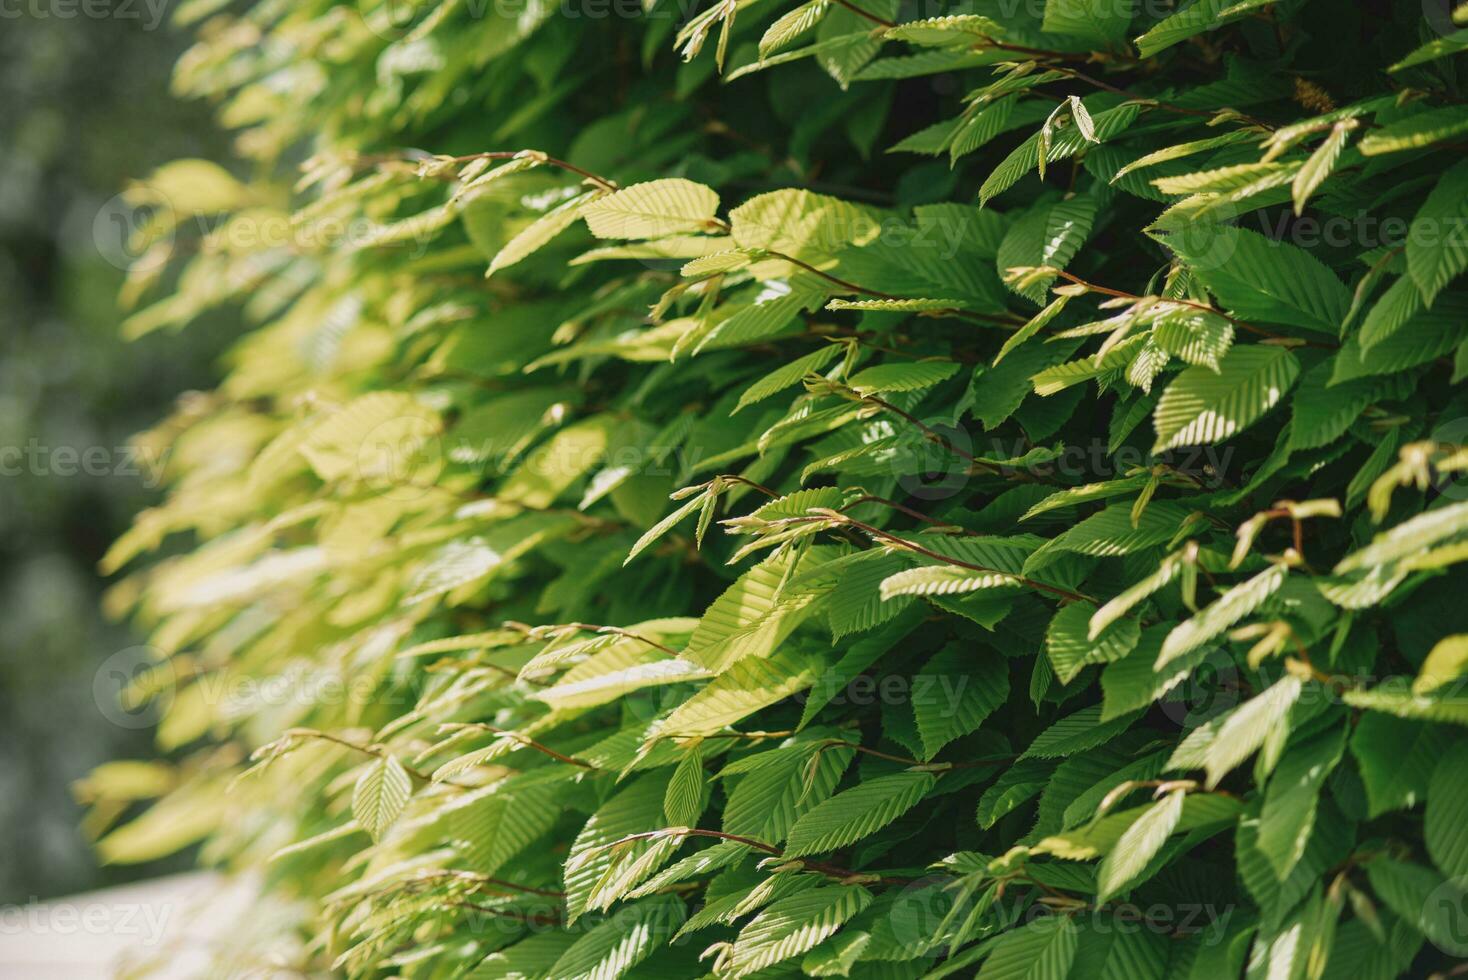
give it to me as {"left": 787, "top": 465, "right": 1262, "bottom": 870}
{"left": 0, "top": 871, "right": 260, "bottom": 979}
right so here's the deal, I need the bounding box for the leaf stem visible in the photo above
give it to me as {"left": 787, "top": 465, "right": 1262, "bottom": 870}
{"left": 833, "top": 0, "right": 895, "bottom": 27}
{"left": 796, "top": 511, "right": 1099, "bottom": 604}
{"left": 446, "top": 722, "right": 601, "bottom": 770}
{"left": 764, "top": 249, "right": 1024, "bottom": 327}
{"left": 1048, "top": 269, "right": 1337, "bottom": 348}
{"left": 612, "top": 829, "right": 913, "bottom": 885}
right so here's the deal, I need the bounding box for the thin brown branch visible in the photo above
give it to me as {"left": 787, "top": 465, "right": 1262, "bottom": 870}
{"left": 561, "top": 623, "right": 680, "bottom": 656}
{"left": 839, "top": 495, "right": 954, "bottom": 527}
{"left": 285, "top": 729, "right": 460, "bottom": 787}
{"left": 817, "top": 739, "right": 1015, "bottom": 770}
{"left": 1055, "top": 67, "right": 1277, "bottom": 131}
{"left": 611, "top": 829, "right": 912, "bottom": 885}
{"left": 441, "top": 151, "right": 619, "bottom": 191}
{"left": 764, "top": 249, "right": 1024, "bottom": 327}
{"left": 798, "top": 512, "right": 1099, "bottom": 604}
{"left": 448, "top": 901, "right": 562, "bottom": 926}
{"left": 448, "top": 723, "right": 601, "bottom": 770}
{"left": 1049, "top": 270, "right": 1337, "bottom": 349}
{"left": 975, "top": 34, "right": 1092, "bottom": 62}
{"left": 832, "top": 0, "right": 895, "bottom": 27}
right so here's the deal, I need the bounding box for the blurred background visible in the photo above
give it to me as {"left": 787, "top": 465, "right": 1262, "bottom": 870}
{"left": 0, "top": 4, "right": 237, "bottom": 903}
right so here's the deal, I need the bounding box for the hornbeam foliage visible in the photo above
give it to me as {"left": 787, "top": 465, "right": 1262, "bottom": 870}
{"left": 90, "top": 0, "right": 1468, "bottom": 977}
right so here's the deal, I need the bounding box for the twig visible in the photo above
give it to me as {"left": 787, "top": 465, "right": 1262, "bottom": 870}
{"left": 611, "top": 829, "right": 913, "bottom": 885}
{"left": 1049, "top": 270, "right": 1337, "bottom": 348}
{"left": 762, "top": 248, "right": 1024, "bottom": 327}
{"left": 447, "top": 723, "right": 601, "bottom": 771}
{"left": 448, "top": 901, "right": 562, "bottom": 926}
{"left": 783, "top": 511, "right": 1098, "bottom": 604}
{"left": 1055, "top": 67, "right": 1276, "bottom": 131}
{"left": 832, "top": 0, "right": 895, "bottom": 27}
{"left": 285, "top": 729, "right": 459, "bottom": 788}
{"left": 560, "top": 623, "right": 680, "bottom": 656}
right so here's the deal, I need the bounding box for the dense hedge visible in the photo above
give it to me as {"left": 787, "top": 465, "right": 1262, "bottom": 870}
{"left": 90, "top": 1, "right": 1468, "bottom": 977}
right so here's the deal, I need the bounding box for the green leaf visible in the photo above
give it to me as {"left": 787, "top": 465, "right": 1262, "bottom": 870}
{"left": 996, "top": 295, "right": 1070, "bottom": 365}
{"left": 1026, "top": 502, "right": 1194, "bottom": 571}
{"left": 682, "top": 549, "right": 829, "bottom": 673}
{"left": 1289, "top": 360, "right": 1413, "bottom": 451}
{"left": 1349, "top": 713, "right": 1454, "bottom": 817}
{"left": 980, "top": 104, "right": 1140, "bottom": 205}
{"left": 1358, "top": 276, "right": 1426, "bottom": 353}
{"left": 1293, "top": 121, "right": 1353, "bottom": 215}
{"left": 581, "top": 179, "right": 721, "bottom": 239}
{"left": 664, "top": 744, "right": 708, "bottom": 826}
{"left": 784, "top": 771, "right": 936, "bottom": 857}
{"left": 1090, "top": 551, "right": 1185, "bottom": 640}
{"left": 881, "top": 15, "right": 1001, "bottom": 46}
{"left": 1038, "top": 792, "right": 1241, "bottom": 860}
{"left": 1359, "top": 105, "right": 1468, "bottom": 155}
{"left": 1177, "top": 676, "right": 1304, "bottom": 788}
{"left": 879, "top": 565, "right": 1021, "bottom": 599}
{"left": 846, "top": 359, "right": 960, "bottom": 394}
{"left": 1046, "top": 601, "right": 1142, "bottom": 684}
{"left": 913, "top": 645, "right": 1010, "bottom": 760}
{"left": 1257, "top": 725, "right": 1346, "bottom": 880}
{"left": 1152, "top": 345, "right": 1300, "bottom": 453}
{"left": 759, "top": 0, "right": 832, "bottom": 57}
{"left": 488, "top": 190, "right": 601, "bottom": 278}
{"left": 500, "top": 414, "right": 618, "bottom": 509}
{"left": 1335, "top": 500, "right": 1468, "bottom": 574}
{"left": 352, "top": 755, "right": 412, "bottom": 842}
{"left": 1042, "top": 0, "right": 1133, "bottom": 44}
{"left": 1426, "top": 739, "right": 1468, "bottom": 878}
{"left": 1101, "top": 624, "right": 1211, "bottom": 721}
{"left": 625, "top": 490, "right": 707, "bottom": 565}
{"left": 1021, "top": 705, "right": 1142, "bottom": 759}
{"left": 1417, "top": 635, "right": 1468, "bottom": 695}
{"left": 547, "top": 895, "right": 686, "bottom": 980}
{"left": 975, "top": 913, "right": 1078, "bottom": 980}
{"left": 978, "top": 758, "right": 1055, "bottom": 828}
{"left": 1364, "top": 858, "right": 1468, "bottom": 956}
{"left": 1096, "top": 789, "right": 1186, "bottom": 903}
{"left": 951, "top": 97, "right": 1019, "bottom": 165}
{"left": 1330, "top": 296, "right": 1468, "bottom": 383}
{"left": 1151, "top": 307, "right": 1235, "bottom": 371}
{"left": 445, "top": 771, "right": 565, "bottom": 874}
{"left": 725, "top": 885, "right": 873, "bottom": 977}
{"left": 1406, "top": 158, "right": 1468, "bottom": 304}
{"left": 734, "top": 343, "right": 843, "bottom": 412}
{"left": 660, "top": 650, "right": 823, "bottom": 736}
{"left": 723, "top": 741, "right": 854, "bottom": 842}
{"left": 1164, "top": 226, "right": 1349, "bottom": 334}
{"left": 1133, "top": 0, "right": 1275, "bottom": 56}
{"left": 1390, "top": 28, "right": 1468, "bottom": 71}
{"left": 1158, "top": 563, "right": 1288, "bottom": 668}
{"left": 565, "top": 773, "right": 671, "bottom": 923}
